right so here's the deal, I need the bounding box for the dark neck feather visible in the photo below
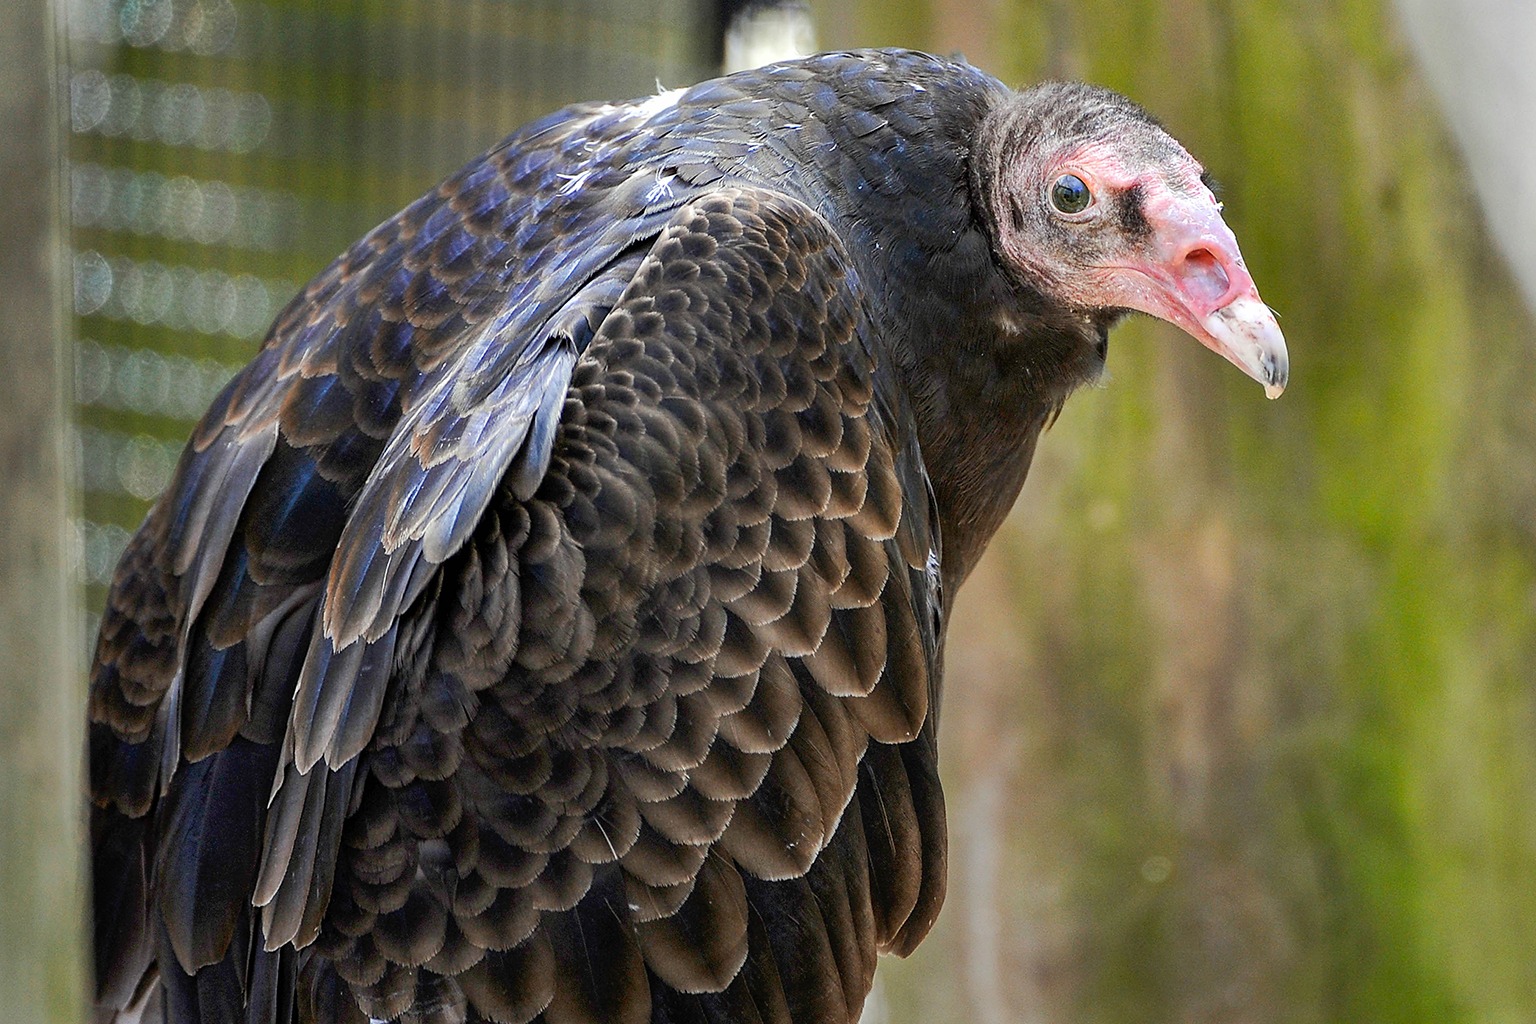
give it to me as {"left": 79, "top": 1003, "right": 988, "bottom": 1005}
{"left": 696, "top": 51, "right": 1112, "bottom": 586}
{"left": 822, "top": 62, "right": 1110, "bottom": 585}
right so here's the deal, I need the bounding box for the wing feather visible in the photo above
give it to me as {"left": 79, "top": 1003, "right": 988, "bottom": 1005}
{"left": 94, "top": 137, "right": 949, "bottom": 1024}
{"left": 321, "top": 189, "right": 946, "bottom": 1024}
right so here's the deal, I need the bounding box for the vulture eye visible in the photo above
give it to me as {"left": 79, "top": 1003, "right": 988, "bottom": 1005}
{"left": 1050, "top": 174, "right": 1092, "bottom": 214}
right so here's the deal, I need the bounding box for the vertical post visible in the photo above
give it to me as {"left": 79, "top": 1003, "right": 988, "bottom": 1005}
{"left": 0, "top": 0, "right": 89, "bottom": 1020}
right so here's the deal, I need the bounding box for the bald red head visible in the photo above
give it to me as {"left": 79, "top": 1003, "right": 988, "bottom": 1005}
{"left": 976, "top": 83, "right": 1288, "bottom": 397}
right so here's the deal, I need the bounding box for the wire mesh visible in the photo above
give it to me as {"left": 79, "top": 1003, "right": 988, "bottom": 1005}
{"left": 65, "top": 0, "right": 714, "bottom": 638}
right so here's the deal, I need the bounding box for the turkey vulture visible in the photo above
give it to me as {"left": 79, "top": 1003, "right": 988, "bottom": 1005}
{"left": 89, "top": 49, "right": 1287, "bottom": 1024}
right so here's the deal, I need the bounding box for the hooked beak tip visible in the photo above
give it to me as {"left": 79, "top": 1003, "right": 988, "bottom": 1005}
{"left": 1200, "top": 296, "right": 1289, "bottom": 399}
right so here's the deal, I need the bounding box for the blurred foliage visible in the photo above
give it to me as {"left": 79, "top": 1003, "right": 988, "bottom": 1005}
{"left": 822, "top": 1, "right": 1536, "bottom": 1022}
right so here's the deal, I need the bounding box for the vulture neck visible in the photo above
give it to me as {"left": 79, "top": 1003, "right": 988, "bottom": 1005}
{"left": 893, "top": 279, "right": 1108, "bottom": 592}
{"left": 701, "top": 52, "right": 1107, "bottom": 589}
{"left": 824, "top": 83, "right": 1107, "bottom": 590}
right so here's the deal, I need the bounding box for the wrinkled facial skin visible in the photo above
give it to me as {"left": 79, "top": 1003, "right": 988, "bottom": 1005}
{"left": 991, "top": 85, "right": 1288, "bottom": 397}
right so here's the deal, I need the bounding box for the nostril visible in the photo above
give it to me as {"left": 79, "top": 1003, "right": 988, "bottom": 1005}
{"left": 1184, "top": 247, "right": 1217, "bottom": 271}
{"left": 1178, "top": 247, "right": 1231, "bottom": 308}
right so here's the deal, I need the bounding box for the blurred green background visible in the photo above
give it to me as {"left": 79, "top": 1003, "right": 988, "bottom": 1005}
{"left": 826, "top": 2, "right": 1536, "bottom": 1023}
{"left": 9, "top": 0, "right": 1535, "bottom": 1020}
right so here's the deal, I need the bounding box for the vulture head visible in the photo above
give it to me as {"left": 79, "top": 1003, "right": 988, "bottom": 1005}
{"left": 974, "top": 81, "right": 1289, "bottom": 397}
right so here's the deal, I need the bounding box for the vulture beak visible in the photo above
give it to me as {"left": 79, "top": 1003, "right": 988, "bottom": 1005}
{"left": 1114, "top": 188, "right": 1289, "bottom": 398}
